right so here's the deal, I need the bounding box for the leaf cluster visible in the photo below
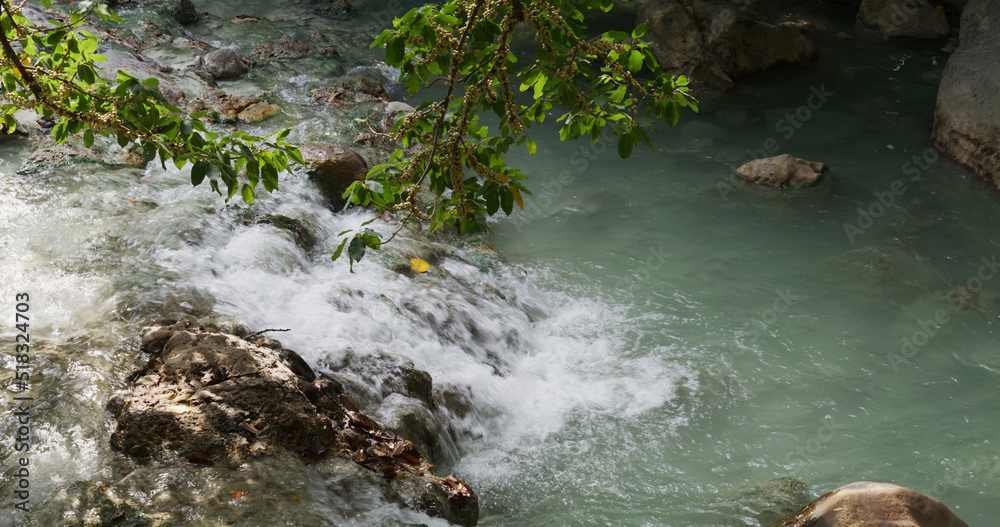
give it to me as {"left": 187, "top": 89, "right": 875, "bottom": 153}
{"left": 0, "top": 0, "right": 300, "bottom": 204}
{"left": 335, "top": 0, "right": 697, "bottom": 269}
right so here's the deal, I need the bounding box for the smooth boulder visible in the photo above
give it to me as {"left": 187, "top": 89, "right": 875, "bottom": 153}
{"left": 735, "top": 154, "right": 827, "bottom": 189}
{"left": 858, "top": 0, "right": 951, "bottom": 39}
{"left": 637, "top": 0, "right": 818, "bottom": 89}
{"left": 199, "top": 48, "right": 248, "bottom": 80}
{"left": 301, "top": 143, "right": 369, "bottom": 208}
{"left": 770, "top": 481, "right": 968, "bottom": 527}
{"left": 932, "top": 0, "right": 1000, "bottom": 189}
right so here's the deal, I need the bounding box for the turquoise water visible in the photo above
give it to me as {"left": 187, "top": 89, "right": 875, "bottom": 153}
{"left": 1, "top": 1, "right": 997, "bottom": 526}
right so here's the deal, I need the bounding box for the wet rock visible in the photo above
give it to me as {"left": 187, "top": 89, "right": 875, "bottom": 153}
{"left": 176, "top": 0, "right": 200, "bottom": 25}
{"left": 237, "top": 101, "right": 281, "bottom": 122}
{"left": 744, "top": 477, "right": 811, "bottom": 526}
{"left": 300, "top": 143, "right": 369, "bottom": 208}
{"left": 190, "top": 89, "right": 280, "bottom": 123}
{"left": 318, "top": 0, "right": 356, "bottom": 19}
{"left": 257, "top": 214, "right": 319, "bottom": 250}
{"left": 637, "top": 0, "right": 818, "bottom": 89}
{"left": 112, "top": 322, "right": 478, "bottom": 526}
{"left": 735, "top": 154, "right": 828, "bottom": 189}
{"left": 0, "top": 109, "right": 39, "bottom": 139}
{"left": 199, "top": 48, "right": 248, "bottom": 80}
{"left": 771, "top": 481, "right": 968, "bottom": 527}
{"left": 18, "top": 142, "right": 94, "bottom": 173}
{"left": 858, "top": 0, "right": 950, "bottom": 39}
{"left": 932, "top": 0, "right": 1000, "bottom": 190}
{"left": 95, "top": 49, "right": 185, "bottom": 103}
{"left": 253, "top": 34, "right": 318, "bottom": 59}
{"left": 376, "top": 393, "right": 445, "bottom": 461}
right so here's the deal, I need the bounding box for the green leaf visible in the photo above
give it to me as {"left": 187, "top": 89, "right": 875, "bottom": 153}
{"left": 348, "top": 236, "right": 367, "bottom": 264}
{"left": 241, "top": 184, "right": 255, "bottom": 205}
{"left": 527, "top": 140, "right": 537, "bottom": 155}
{"left": 617, "top": 133, "right": 634, "bottom": 158}
{"left": 628, "top": 51, "right": 643, "bottom": 72}
{"left": 331, "top": 237, "right": 349, "bottom": 261}
{"left": 191, "top": 162, "right": 209, "bottom": 186}
{"left": 83, "top": 129, "right": 94, "bottom": 148}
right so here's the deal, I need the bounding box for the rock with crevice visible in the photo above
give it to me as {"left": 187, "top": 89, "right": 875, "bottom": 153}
{"left": 770, "top": 481, "right": 968, "bottom": 527}
{"left": 858, "top": 0, "right": 951, "bottom": 39}
{"left": 735, "top": 154, "right": 828, "bottom": 189}
{"left": 932, "top": 0, "right": 1000, "bottom": 190}
{"left": 637, "top": 0, "right": 818, "bottom": 89}
{"left": 109, "top": 321, "right": 479, "bottom": 526}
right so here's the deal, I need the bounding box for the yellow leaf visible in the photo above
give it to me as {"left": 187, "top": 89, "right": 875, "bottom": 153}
{"left": 936, "top": 5, "right": 945, "bottom": 15}
{"left": 510, "top": 187, "right": 524, "bottom": 209}
{"left": 165, "top": 404, "right": 191, "bottom": 414}
{"left": 11, "top": 53, "right": 30, "bottom": 77}
{"left": 498, "top": 173, "right": 509, "bottom": 184}
{"left": 685, "top": 6, "right": 694, "bottom": 14}
{"left": 410, "top": 258, "right": 430, "bottom": 273}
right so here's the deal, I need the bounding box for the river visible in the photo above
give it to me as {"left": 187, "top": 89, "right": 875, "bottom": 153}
{"left": 1, "top": 0, "right": 997, "bottom": 525}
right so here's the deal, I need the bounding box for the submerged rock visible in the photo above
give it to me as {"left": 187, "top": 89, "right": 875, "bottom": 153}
{"left": 770, "top": 481, "right": 968, "bottom": 527}
{"left": 301, "top": 143, "right": 369, "bottom": 208}
{"left": 253, "top": 34, "right": 318, "bottom": 59}
{"left": 637, "top": 0, "right": 818, "bottom": 89}
{"left": 110, "top": 321, "right": 479, "bottom": 526}
{"left": 932, "top": 0, "right": 1000, "bottom": 190}
{"left": 858, "top": 0, "right": 950, "bottom": 39}
{"left": 95, "top": 49, "right": 185, "bottom": 103}
{"left": 735, "top": 154, "right": 828, "bottom": 189}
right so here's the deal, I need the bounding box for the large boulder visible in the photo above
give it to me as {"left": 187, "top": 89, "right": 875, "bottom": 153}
{"left": 637, "top": 0, "right": 818, "bottom": 89}
{"left": 771, "top": 481, "right": 968, "bottom": 527}
{"left": 735, "top": 154, "right": 828, "bottom": 189}
{"left": 301, "top": 143, "right": 369, "bottom": 208}
{"left": 931, "top": 0, "right": 1000, "bottom": 189}
{"left": 858, "top": 0, "right": 951, "bottom": 39}
{"left": 109, "top": 321, "right": 479, "bottom": 526}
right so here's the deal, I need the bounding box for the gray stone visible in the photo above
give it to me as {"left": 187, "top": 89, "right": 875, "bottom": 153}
{"left": 200, "top": 48, "right": 247, "bottom": 80}
{"left": 771, "top": 481, "right": 968, "bottom": 527}
{"left": 932, "top": 0, "right": 1000, "bottom": 190}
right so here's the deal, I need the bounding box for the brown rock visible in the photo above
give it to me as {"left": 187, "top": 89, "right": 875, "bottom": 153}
{"left": 932, "top": 0, "right": 1000, "bottom": 190}
{"left": 858, "top": 0, "right": 950, "bottom": 39}
{"left": 111, "top": 321, "right": 480, "bottom": 526}
{"left": 771, "top": 481, "right": 968, "bottom": 527}
{"left": 300, "top": 143, "right": 369, "bottom": 208}
{"left": 637, "top": 0, "right": 818, "bottom": 89}
{"left": 735, "top": 154, "right": 828, "bottom": 189}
